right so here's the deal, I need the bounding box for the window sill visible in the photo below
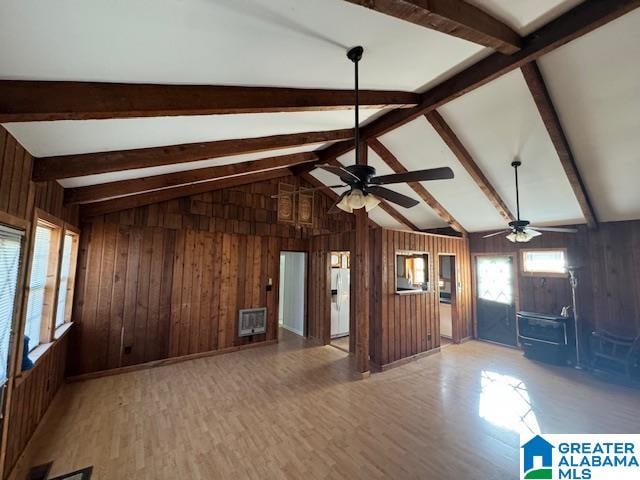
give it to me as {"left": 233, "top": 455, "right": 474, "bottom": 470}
{"left": 29, "top": 342, "right": 53, "bottom": 364}
{"left": 54, "top": 322, "right": 73, "bottom": 340}
{"left": 395, "top": 290, "right": 433, "bottom": 296}
{"left": 16, "top": 323, "right": 73, "bottom": 385}
{"left": 521, "top": 271, "right": 569, "bottom": 278}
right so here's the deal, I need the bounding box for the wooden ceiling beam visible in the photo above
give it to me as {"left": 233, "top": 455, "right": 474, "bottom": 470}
{"left": 344, "top": 0, "right": 521, "bottom": 54}
{"left": 65, "top": 151, "right": 318, "bottom": 205}
{"left": 34, "top": 129, "right": 352, "bottom": 181}
{"left": 324, "top": 156, "right": 420, "bottom": 231}
{"left": 320, "top": 0, "right": 640, "bottom": 163}
{"left": 521, "top": 61, "right": 598, "bottom": 229}
{"left": 0, "top": 81, "right": 420, "bottom": 122}
{"left": 424, "top": 110, "right": 514, "bottom": 223}
{"left": 80, "top": 168, "right": 291, "bottom": 217}
{"left": 368, "top": 138, "right": 467, "bottom": 235}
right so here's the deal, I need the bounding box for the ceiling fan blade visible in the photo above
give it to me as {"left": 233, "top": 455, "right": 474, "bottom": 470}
{"left": 370, "top": 167, "right": 454, "bottom": 185}
{"left": 482, "top": 229, "right": 510, "bottom": 238}
{"left": 366, "top": 186, "right": 419, "bottom": 209}
{"left": 529, "top": 226, "right": 579, "bottom": 233}
{"left": 328, "top": 191, "right": 349, "bottom": 214}
{"left": 316, "top": 164, "right": 360, "bottom": 184}
{"left": 523, "top": 228, "right": 543, "bottom": 238}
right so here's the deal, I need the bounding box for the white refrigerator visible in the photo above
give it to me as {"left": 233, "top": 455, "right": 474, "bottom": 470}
{"left": 331, "top": 268, "right": 350, "bottom": 338}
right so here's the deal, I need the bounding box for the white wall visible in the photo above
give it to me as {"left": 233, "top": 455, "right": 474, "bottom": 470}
{"left": 278, "top": 252, "right": 306, "bottom": 336}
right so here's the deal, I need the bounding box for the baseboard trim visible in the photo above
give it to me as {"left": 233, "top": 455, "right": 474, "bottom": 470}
{"left": 460, "top": 336, "right": 474, "bottom": 344}
{"left": 376, "top": 347, "right": 441, "bottom": 372}
{"left": 67, "top": 340, "right": 278, "bottom": 383}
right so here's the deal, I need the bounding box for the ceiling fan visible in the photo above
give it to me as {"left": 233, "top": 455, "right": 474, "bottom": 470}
{"left": 315, "top": 46, "right": 455, "bottom": 214}
{"left": 483, "top": 160, "right": 578, "bottom": 242}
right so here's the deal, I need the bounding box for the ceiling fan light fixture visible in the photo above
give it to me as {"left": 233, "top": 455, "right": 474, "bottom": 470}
{"left": 336, "top": 189, "right": 380, "bottom": 212}
{"left": 347, "top": 188, "right": 367, "bottom": 210}
{"left": 506, "top": 230, "right": 535, "bottom": 243}
{"left": 364, "top": 193, "right": 381, "bottom": 212}
{"left": 337, "top": 192, "right": 353, "bottom": 213}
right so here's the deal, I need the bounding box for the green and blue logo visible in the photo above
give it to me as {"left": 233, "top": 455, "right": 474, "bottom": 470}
{"left": 521, "top": 435, "right": 554, "bottom": 479}
{"left": 520, "top": 434, "right": 640, "bottom": 480}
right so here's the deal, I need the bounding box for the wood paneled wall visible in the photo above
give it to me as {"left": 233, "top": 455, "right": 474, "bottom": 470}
{"left": 370, "top": 229, "right": 472, "bottom": 368}
{"left": 70, "top": 176, "right": 349, "bottom": 375}
{"left": 3, "top": 334, "right": 69, "bottom": 474}
{"left": 470, "top": 220, "right": 640, "bottom": 339}
{"left": 89, "top": 175, "right": 353, "bottom": 239}
{"left": 70, "top": 222, "right": 307, "bottom": 375}
{"left": 0, "top": 126, "right": 79, "bottom": 478}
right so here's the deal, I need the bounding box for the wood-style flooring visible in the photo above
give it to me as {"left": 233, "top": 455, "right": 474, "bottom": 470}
{"left": 330, "top": 335, "right": 350, "bottom": 353}
{"left": 11, "top": 332, "right": 640, "bottom": 479}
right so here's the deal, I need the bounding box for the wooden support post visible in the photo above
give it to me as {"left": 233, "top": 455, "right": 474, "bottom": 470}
{"left": 353, "top": 145, "right": 370, "bottom": 376}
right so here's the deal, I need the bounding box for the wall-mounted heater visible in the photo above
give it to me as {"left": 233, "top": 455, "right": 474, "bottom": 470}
{"left": 239, "top": 308, "right": 267, "bottom": 337}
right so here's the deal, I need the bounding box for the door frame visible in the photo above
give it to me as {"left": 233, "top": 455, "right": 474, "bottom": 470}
{"left": 436, "top": 252, "right": 461, "bottom": 343}
{"left": 277, "top": 249, "right": 309, "bottom": 338}
{"left": 471, "top": 252, "right": 520, "bottom": 341}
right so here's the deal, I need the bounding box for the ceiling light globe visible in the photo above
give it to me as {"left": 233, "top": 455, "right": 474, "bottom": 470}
{"left": 364, "top": 194, "right": 380, "bottom": 212}
{"left": 337, "top": 193, "right": 353, "bottom": 213}
{"left": 347, "top": 189, "right": 367, "bottom": 210}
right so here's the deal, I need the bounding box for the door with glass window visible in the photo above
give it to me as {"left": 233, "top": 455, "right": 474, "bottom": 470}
{"left": 476, "top": 255, "right": 517, "bottom": 346}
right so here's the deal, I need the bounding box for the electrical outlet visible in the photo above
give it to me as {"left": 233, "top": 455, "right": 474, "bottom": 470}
{"left": 124, "top": 346, "right": 132, "bottom": 354}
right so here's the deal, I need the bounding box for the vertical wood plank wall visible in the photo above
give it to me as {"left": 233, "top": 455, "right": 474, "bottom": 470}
{"left": 70, "top": 177, "right": 351, "bottom": 375}
{"left": 4, "top": 335, "right": 69, "bottom": 474}
{"left": 470, "top": 221, "right": 640, "bottom": 339}
{"left": 0, "top": 126, "right": 79, "bottom": 478}
{"left": 371, "top": 229, "right": 472, "bottom": 368}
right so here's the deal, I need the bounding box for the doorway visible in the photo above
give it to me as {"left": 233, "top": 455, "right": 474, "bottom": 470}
{"left": 475, "top": 255, "right": 518, "bottom": 347}
{"left": 329, "top": 251, "right": 350, "bottom": 352}
{"left": 438, "top": 254, "right": 458, "bottom": 345}
{"left": 278, "top": 252, "right": 307, "bottom": 337}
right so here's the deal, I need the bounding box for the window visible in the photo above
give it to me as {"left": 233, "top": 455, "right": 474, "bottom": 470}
{"left": 55, "top": 232, "right": 78, "bottom": 328}
{"left": 522, "top": 249, "right": 567, "bottom": 276}
{"left": 0, "top": 225, "right": 24, "bottom": 384}
{"left": 396, "top": 252, "right": 430, "bottom": 293}
{"left": 477, "top": 256, "right": 513, "bottom": 305}
{"left": 24, "top": 225, "right": 52, "bottom": 352}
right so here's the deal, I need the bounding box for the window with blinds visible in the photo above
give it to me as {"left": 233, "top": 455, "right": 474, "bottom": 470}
{"left": 24, "top": 225, "right": 52, "bottom": 352}
{"left": 0, "top": 225, "right": 23, "bottom": 385}
{"left": 55, "top": 233, "right": 74, "bottom": 328}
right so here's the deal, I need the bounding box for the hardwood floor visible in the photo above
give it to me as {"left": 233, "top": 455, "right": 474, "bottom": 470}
{"left": 11, "top": 336, "right": 640, "bottom": 480}
{"left": 330, "top": 335, "right": 350, "bottom": 353}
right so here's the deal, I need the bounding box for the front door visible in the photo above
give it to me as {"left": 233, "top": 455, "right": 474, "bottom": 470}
{"left": 476, "top": 256, "right": 517, "bottom": 346}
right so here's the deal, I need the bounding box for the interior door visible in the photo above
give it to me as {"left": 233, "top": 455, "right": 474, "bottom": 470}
{"left": 476, "top": 256, "right": 517, "bottom": 346}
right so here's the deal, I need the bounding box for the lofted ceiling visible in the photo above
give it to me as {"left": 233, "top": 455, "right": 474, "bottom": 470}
{"left": 538, "top": 8, "right": 640, "bottom": 223}
{"left": 1, "top": 0, "right": 639, "bottom": 232}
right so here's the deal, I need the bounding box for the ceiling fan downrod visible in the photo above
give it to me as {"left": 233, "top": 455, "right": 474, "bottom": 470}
{"left": 347, "top": 46, "right": 364, "bottom": 165}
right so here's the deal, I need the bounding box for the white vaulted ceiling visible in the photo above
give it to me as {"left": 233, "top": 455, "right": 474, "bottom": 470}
{"left": 377, "top": 117, "right": 507, "bottom": 232}
{"left": 537, "top": 8, "right": 640, "bottom": 223}
{"left": 438, "top": 69, "right": 584, "bottom": 228}
{"left": 1, "top": 0, "right": 639, "bottom": 232}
